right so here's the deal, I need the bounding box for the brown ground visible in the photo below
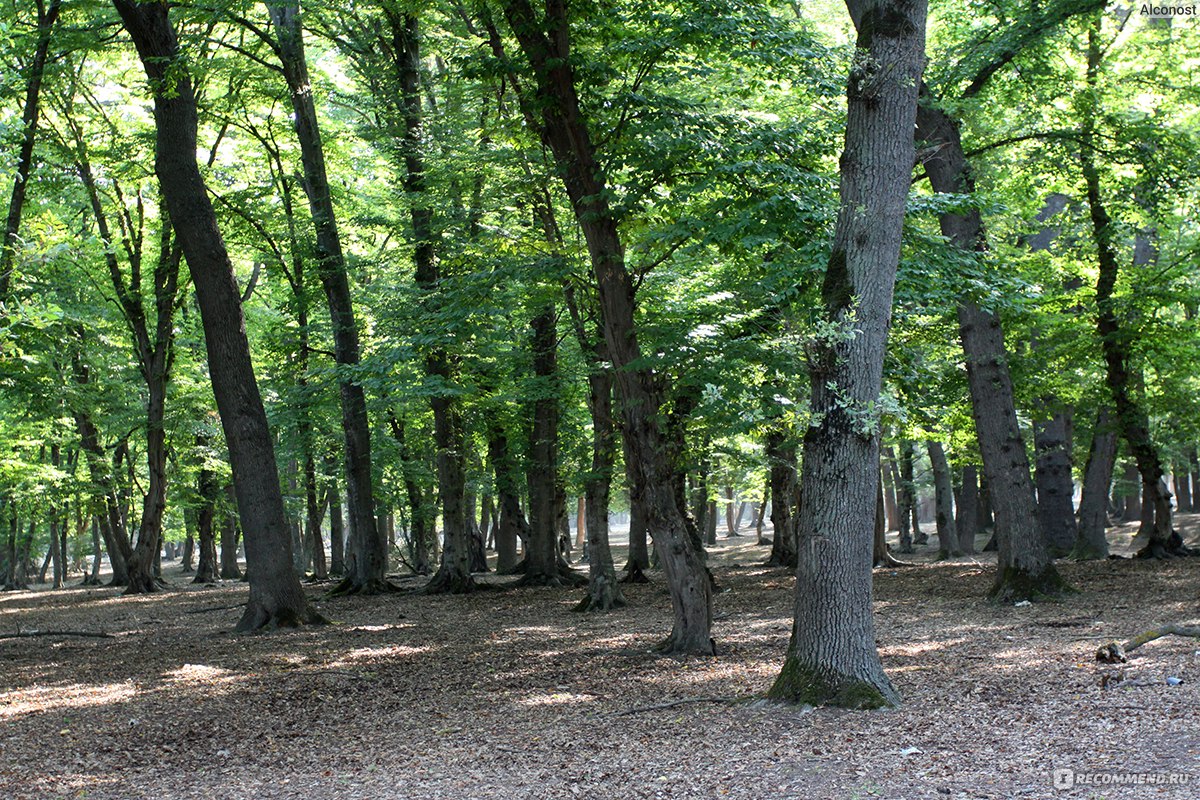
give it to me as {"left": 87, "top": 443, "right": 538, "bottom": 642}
{"left": 1, "top": 516, "right": 1198, "bottom": 800}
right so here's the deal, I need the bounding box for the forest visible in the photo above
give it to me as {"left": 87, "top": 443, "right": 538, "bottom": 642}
{"left": 1, "top": 0, "right": 1199, "bottom": 797}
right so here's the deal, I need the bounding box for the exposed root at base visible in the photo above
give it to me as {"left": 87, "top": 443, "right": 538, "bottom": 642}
{"left": 326, "top": 577, "right": 401, "bottom": 597}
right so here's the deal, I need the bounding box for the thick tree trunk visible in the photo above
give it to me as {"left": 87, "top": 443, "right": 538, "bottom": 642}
{"left": 501, "top": 0, "right": 710, "bottom": 652}
{"left": 927, "top": 442, "right": 961, "bottom": 558}
{"left": 915, "top": 91, "right": 1067, "bottom": 601}
{"left": 1073, "top": 407, "right": 1117, "bottom": 560}
{"left": 768, "top": 0, "right": 925, "bottom": 708}
{"left": 1033, "top": 409, "right": 1077, "bottom": 556}
{"left": 955, "top": 464, "right": 979, "bottom": 554}
{"left": 0, "top": 0, "right": 61, "bottom": 303}
{"left": 114, "top": 0, "right": 319, "bottom": 629}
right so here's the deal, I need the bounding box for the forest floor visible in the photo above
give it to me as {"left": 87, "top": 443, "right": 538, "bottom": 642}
{"left": 2, "top": 516, "right": 1199, "bottom": 800}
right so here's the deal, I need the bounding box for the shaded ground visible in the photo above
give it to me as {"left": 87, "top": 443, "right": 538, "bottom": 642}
{"left": 1, "top": 516, "right": 1199, "bottom": 800}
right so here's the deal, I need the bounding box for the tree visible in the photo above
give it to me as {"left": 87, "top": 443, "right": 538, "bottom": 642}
{"left": 768, "top": 0, "right": 927, "bottom": 709}
{"left": 112, "top": 0, "right": 321, "bottom": 630}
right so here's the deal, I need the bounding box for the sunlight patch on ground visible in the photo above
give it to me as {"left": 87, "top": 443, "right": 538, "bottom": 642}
{"left": 881, "top": 638, "right": 968, "bottom": 657}
{"left": 515, "top": 690, "right": 599, "bottom": 707}
{"left": 163, "top": 663, "right": 238, "bottom": 684}
{"left": 0, "top": 681, "right": 137, "bottom": 718}
{"left": 328, "top": 644, "right": 433, "bottom": 666}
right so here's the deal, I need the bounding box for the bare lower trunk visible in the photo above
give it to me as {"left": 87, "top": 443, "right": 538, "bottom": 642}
{"left": 1033, "top": 409, "right": 1077, "bottom": 556}
{"left": 927, "top": 442, "right": 961, "bottom": 558}
{"left": 955, "top": 464, "right": 979, "bottom": 554}
{"left": 576, "top": 371, "right": 625, "bottom": 611}
{"left": 770, "top": 0, "right": 925, "bottom": 708}
{"left": 1073, "top": 407, "right": 1117, "bottom": 560}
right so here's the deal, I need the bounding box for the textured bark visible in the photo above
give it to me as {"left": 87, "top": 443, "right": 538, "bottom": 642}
{"left": 1172, "top": 466, "right": 1191, "bottom": 515}
{"left": 896, "top": 441, "right": 917, "bottom": 552}
{"left": 270, "top": 1, "right": 383, "bottom": 594}
{"left": 1033, "top": 409, "right": 1077, "bottom": 556}
{"left": 0, "top": 0, "right": 61, "bottom": 303}
{"left": 954, "top": 464, "right": 979, "bottom": 554}
{"left": 1073, "top": 406, "right": 1117, "bottom": 560}
{"left": 915, "top": 92, "right": 1066, "bottom": 601}
{"left": 113, "top": 0, "right": 319, "bottom": 629}
{"left": 192, "top": 456, "right": 219, "bottom": 585}
{"left": 765, "top": 428, "right": 799, "bottom": 568}
{"left": 488, "top": 425, "right": 526, "bottom": 574}
{"left": 769, "top": 0, "right": 925, "bottom": 708}
{"left": 218, "top": 483, "right": 242, "bottom": 580}
{"left": 926, "top": 442, "right": 961, "bottom": 558}
{"left": 575, "top": 370, "right": 625, "bottom": 611}
{"left": 501, "top": 0, "right": 710, "bottom": 652}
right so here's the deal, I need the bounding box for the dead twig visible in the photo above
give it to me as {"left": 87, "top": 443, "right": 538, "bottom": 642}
{"left": 0, "top": 629, "right": 114, "bottom": 640}
{"left": 1096, "top": 623, "right": 1200, "bottom": 663}
{"left": 184, "top": 603, "right": 246, "bottom": 615}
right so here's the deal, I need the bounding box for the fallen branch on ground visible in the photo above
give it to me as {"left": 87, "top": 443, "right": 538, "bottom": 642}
{"left": 0, "top": 629, "right": 114, "bottom": 640}
{"left": 184, "top": 603, "right": 246, "bottom": 615}
{"left": 1096, "top": 623, "right": 1200, "bottom": 663}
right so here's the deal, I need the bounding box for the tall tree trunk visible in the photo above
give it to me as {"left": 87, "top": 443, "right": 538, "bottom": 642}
{"left": 520, "top": 305, "right": 564, "bottom": 585}
{"left": 0, "top": 0, "right": 61, "bottom": 303}
{"left": 915, "top": 92, "right": 1067, "bottom": 601}
{"left": 768, "top": 0, "right": 926, "bottom": 708}
{"left": 113, "top": 0, "right": 319, "bottom": 629}
{"left": 388, "top": 412, "right": 432, "bottom": 576}
{"left": 269, "top": 1, "right": 383, "bottom": 594}
{"left": 1033, "top": 409, "right": 1077, "bottom": 556}
{"left": 622, "top": 431, "right": 651, "bottom": 581}
{"left": 500, "top": 0, "right": 711, "bottom": 652}
{"left": 326, "top": 473, "right": 345, "bottom": 576}
{"left": 49, "top": 446, "right": 64, "bottom": 589}
{"left": 193, "top": 456, "right": 219, "bottom": 584}
{"left": 575, "top": 370, "right": 625, "bottom": 611}
{"left": 1081, "top": 26, "right": 1181, "bottom": 559}
{"left": 927, "top": 442, "right": 961, "bottom": 558}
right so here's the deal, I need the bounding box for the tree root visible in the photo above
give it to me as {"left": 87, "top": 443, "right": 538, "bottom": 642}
{"left": 1134, "top": 531, "right": 1197, "bottom": 560}
{"left": 421, "top": 570, "right": 477, "bottom": 595}
{"left": 513, "top": 567, "right": 588, "bottom": 589}
{"left": 1095, "top": 623, "right": 1200, "bottom": 663}
{"left": 235, "top": 603, "right": 327, "bottom": 633}
{"left": 326, "top": 576, "right": 401, "bottom": 597}
{"left": 620, "top": 563, "right": 650, "bottom": 584}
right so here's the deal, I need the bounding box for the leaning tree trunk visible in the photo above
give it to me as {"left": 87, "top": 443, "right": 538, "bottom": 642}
{"left": 927, "top": 441, "right": 961, "bottom": 559}
{"left": 269, "top": 1, "right": 384, "bottom": 595}
{"left": 1081, "top": 23, "right": 1181, "bottom": 559}
{"left": 915, "top": 93, "right": 1067, "bottom": 602}
{"left": 501, "top": 0, "right": 711, "bottom": 653}
{"left": 768, "top": 0, "right": 926, "bottom": 708}
{"left": 1073, "top": 406, "right": 1117, "bottom": 560}
{"left": 0, "top": 0, "right": 61, "bottom": 303}
{"left": 113, "top": 0, "right": 320, "bottom": 630}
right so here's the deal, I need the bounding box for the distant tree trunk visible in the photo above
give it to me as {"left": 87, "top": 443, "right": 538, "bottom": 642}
{"left": 765, "top": 428, "right": 798, "bottom": 568}
{"left": 488, "top": 424, "right": 526, "bottom": 574}
{"left": 1189, "top": 447, "right": 1200, "bottom": 514}
{"left": 1033, "top": 409, "right": 1077, "bottom": 556}
{"left": 49, "top": 446, "right": 64, "bottom": 589}
{"left": 881, "top": 448, "right": 900, "bottom": 531}
{"left": 0, "top": 0, "right": 61, "bottom": 303}
{"left": 327, "top": 475, "right": 345, "bottom": 576}
{"left": 927, "top": 442, "right": 961, "bottom": 558}
{"left": 768, "top": 0, "right": 924, "bottom": 708}
{"left": 71, "top": 381, "right": 131, "bottom": 586}
{"left": 86, "top": 518, "right": 103, "bottom": 584}
{"left": 955, "top": 464, "right": 979, "bottom": 554}
{"left": 1118, "top": 462, "right": 1141, "bottom": 522}
{"left": 897, "top": 441, "right": 917, "bottom": 552}
{"left": 219, "top": 484, "right": 242, "bottom": 580}
{"left": 114, "top": 0, "right": 320, "bottom": 630}
{"left": 1172, "top": 466, "right": 1191, "bottom": 516}
{"left": 575, "top": 369, "right": 625, "bottom": 611}
{"left": 621, "top": 423, "right": 650, "bottom": 581}
{"left": 305, "top": 452, "right": 327, "bottom": 580}
{"left": 1073, "top": 407, "right": 1117, "bottom": 560}
{"left": 387, "top": 413, "right": 432, "bottom": 576}
{"left": 193, "top": 459, "right": 219, "bottom": 584}
{"left": 755, "top": 485, "right": 769, "bottom": 546}
{"left": 916, "top": 90, "right": 1066, "bottom": 601}
{"left": 977, "top": 472, "right": 994, "bottom": 532}
{"left": 180, "top": 520, "right": 194, "bottom": 573}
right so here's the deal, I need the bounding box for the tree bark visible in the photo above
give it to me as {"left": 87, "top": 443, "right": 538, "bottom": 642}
{"left": 955, "top": 464, "right": 979, "bottom": 554}
{"left": 881, "top": 448, "right": 900, "bottom": 531}
{"left": 500, "top": 0, "right": 711, "bottom": 652}
{"left": 1073, "top": 406, "right": 1117, "bottom": 560}
{"left": 114, "top": 0, "right": 321, "bottom": 629}
{"left": 0, "top": 0, "right": 62, "bottom": 303}
{"left": 268, "top": 1, "right": 383, "bottom": 594}
{"left": 193, "top": 453, "right": 219, "bottom": 584}
{"left": 521, "top": 304, "right": 565, "bottom": 585}
{"left": 896, "top": 440, "right": 917, "bottom": 552}
{"left": 765, "top": 428, "right": 798, "bottom": 568}
{"left": 1033, "top": 409, "right": 1077, "bottom": 556}
{"left": 927, "top": 442, "right": 961, "bottom": 558}
{"left": 915, "top": 92, "right": 1067, "bottom": 601}
{"left": 768, "top": 0, "right": 925, "bottom": 708}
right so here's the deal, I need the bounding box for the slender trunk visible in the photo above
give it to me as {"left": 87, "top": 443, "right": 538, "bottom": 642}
{"left": 927, "top": 442, "right": 961, "bottom": 558}
{"left": 126, "top": 372, "right": 169, "bottom": 593}
{"left": 193, "top": 458, "right": 219, "bottom": 584}
{"left": 576, "top": 370, "right": 625, "bottom": 611}
{"left": 521, "top": 305, "right": 562, "bottom": 584}
{"left": 769, "top": 0, "right": 926, "bottom": 708}
{"left": 765, "top": 428, "right": 798, "bottom": 568}
{"left": 915, "top": 90, "right": 1067, "bottom": 601}
{"left": 0, "top": 0, "right": 62, "bottom": 303}
{"left": 755, "top": 484, "right": 769, "bottom": 546}
{"left": 218, "top": 483, "right": 242, "bottom": 580}
{"left": 881, "top": 447, "right": 900, "bottom": 532}
{"left": 897, "top": 441, "right": 917, "bottom": 552}
{"left": 326, "top": 474, "right": 345, "bottom": 576}
{"left": 49, "top": 446, "right": 63, "bottom": 589}
{"left": 500, "top": 0, "right": 711, "bottom": 652}
{"left": 1081, "top": 22, "right": 1181, "bottom": 559}
{"left": 388, "top": 413, "right": 432, "bottom": 575}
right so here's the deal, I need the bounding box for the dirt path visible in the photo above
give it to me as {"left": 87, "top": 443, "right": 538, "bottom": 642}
{"left": 1, "top": 524, "right": 1198, "bottom": 799}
